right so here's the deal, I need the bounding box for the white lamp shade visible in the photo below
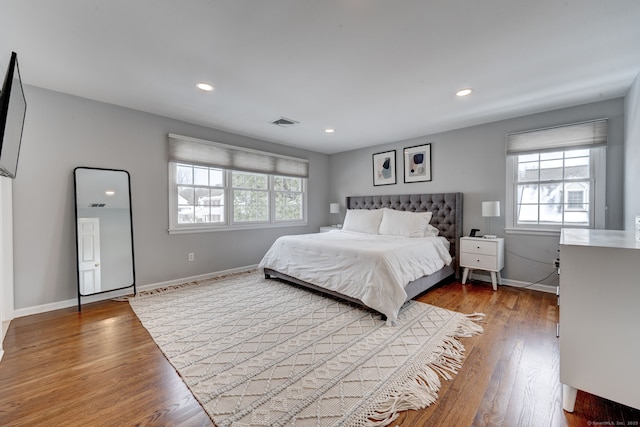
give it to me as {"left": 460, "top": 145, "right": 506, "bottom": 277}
{"left": 482, "top": 201, "right": 500, "bottom": 217}
{"left": 329, "top": 203, "right": 340, "bottom": 214}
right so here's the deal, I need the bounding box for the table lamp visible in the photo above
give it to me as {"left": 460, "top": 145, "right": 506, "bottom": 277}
{"left": 482, "top": 201, "right": 500, "bottom": 238}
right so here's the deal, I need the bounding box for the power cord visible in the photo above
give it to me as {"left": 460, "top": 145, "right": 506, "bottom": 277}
{"left": 519, "top": 269, "right": 559, "bottom": 289}
{"left": 504, "top": 248, "right": 558, "bottom": 288}
{"left": 505, "top": 248, "right": 553, "bottom": 266}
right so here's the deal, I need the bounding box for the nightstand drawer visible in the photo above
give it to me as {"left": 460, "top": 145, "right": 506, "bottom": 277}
{"left": 460, "top": 239, "right": 498, "bottom": 256}
{"left": 460, "top": 252, "right": 499, "bottom": 270}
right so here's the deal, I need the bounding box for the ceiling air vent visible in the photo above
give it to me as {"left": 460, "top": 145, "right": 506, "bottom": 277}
{"left": 270, "top": 117, "right": 299, "bottom": 128}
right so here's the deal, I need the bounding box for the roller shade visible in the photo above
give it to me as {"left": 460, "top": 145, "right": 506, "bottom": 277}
{"left": 506, "top": 119, "right": 607, "bottom": 155}
{"left": 168, "top": 133, "right": 309, "bottom": 178}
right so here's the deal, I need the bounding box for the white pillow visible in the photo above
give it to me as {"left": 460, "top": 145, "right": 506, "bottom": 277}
{"left": 341, "top": 209, "right": 384, "bottom": 234}
{"left": 424, "top": 223, "right": 440, "bottom": 237}
{"left": 379, "top": 209, "right": 432, "bottom": 238}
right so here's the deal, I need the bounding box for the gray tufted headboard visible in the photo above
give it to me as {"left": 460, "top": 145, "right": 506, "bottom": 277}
{"left": 345, "top": 193, "right": 463, "bottom": 275}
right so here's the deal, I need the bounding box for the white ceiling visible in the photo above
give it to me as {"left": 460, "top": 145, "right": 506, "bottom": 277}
{"left": 2, "top": 1, "right": 640, "bottom": 155}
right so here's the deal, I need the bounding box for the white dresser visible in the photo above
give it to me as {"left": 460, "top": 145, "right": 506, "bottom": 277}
{"left": 460, "top": 237, "right": 504, "bottom": 290}
{"left": 559, "top": 228, "right": 640, "bottom": 412}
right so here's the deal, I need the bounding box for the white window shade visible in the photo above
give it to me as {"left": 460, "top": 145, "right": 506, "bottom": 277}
{"left": 506, "top": 119, "right": 607, "bottom": 155}
{"left": 168, "top": 133, "right": 309, "bottom": 178}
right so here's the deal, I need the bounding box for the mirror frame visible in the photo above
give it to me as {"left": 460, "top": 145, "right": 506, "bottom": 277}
{"left": 74, "top": 166, "right": 136, "bottom": 310}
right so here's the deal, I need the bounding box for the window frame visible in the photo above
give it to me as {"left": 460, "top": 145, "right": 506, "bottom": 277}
{"left": 505, "top": 146, "right": 606, "bottom": 236}
{"left": 168, "top": 163, "right": 308, "bottom": 234}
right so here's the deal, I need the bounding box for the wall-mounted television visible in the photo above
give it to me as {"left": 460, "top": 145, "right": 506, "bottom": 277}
{"left": 0, "top": 52, "right": 27, "bottom": 179}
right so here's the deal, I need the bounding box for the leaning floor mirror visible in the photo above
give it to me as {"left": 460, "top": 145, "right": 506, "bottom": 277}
{"left": 74, "top": 167, "right": 136, "bottom": 310}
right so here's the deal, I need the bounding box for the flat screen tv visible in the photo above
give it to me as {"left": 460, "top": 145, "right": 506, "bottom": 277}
{"left": 0, "top": 52, "right": 27, "bottom": 179}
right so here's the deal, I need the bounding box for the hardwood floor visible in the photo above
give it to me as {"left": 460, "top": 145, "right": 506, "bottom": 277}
{"left": 1, "top": 279, "right": 638, "bottom": 426}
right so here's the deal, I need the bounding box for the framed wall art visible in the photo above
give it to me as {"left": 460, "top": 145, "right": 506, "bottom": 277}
{"left": 372, "top": 150, "right": 396, "bottom": 186}
{"left": 403, "top": 143, "right": 432, "bottom": 183}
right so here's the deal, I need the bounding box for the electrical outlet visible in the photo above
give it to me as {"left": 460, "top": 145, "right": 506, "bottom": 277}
{"left": 188, "top": 252, "right": 194, "bottom": 262}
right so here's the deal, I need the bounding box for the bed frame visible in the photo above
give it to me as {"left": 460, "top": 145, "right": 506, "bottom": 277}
{"left": 264, "top": 192, "right": 463, "bottom": 311}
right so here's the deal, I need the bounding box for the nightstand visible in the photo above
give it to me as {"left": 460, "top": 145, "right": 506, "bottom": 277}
{"left": 319, "top": 226, "right": 334, "bottom": 233}
{"left": 460, "top": 237, "right": 504, "bottom": 291}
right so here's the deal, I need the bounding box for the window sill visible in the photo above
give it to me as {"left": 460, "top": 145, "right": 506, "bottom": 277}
{"left": 168, "top": 221, "right": 308, "bottom": 234}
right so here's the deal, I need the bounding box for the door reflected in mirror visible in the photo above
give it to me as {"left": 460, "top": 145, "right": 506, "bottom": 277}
{"left": 74, "top": 167, "right": 135, "bottom": 309}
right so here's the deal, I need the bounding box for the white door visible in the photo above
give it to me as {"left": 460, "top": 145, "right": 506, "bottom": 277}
{"left": 78, "top": 218, "right": 101, "bottom": 294}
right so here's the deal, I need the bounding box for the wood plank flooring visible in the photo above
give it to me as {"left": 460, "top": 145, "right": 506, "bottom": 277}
{"left": 1, "top": 279, "right": 638, "bottom": 426}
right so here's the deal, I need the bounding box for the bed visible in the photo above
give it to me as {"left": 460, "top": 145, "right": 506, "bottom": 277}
{"left": 260, "top": 193, "right": 463, "bottom": 324}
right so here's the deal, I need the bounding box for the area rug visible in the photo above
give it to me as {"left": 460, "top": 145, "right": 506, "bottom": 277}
{"left": 129, "top": 271, "right": 483, "bottom": 426}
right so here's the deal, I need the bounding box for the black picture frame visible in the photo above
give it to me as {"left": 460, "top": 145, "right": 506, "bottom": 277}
{"left": 372, "top": 150, "right": 396, "bottom": 186}
{"left": 403, "top": 143, "right": 432, "bottom": 183}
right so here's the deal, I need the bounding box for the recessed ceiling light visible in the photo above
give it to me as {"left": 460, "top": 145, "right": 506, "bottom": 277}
{"left": 196, "top": 82, "right": 214, "bottom": 92}
{"left": 325, "top": 128, "right": 335, "bottom": 134}
{"left": 105, "top": 190, "right": 115, "bottom": 196}
{"left": 456, "top": 88, "right": 473, "bottom": 97}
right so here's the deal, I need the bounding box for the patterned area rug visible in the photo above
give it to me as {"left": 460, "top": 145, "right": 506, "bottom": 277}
{"left": 129, "top": 271, "right": 483, "bottom": 427}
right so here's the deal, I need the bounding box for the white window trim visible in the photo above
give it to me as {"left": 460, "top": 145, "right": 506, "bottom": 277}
{"left": 505, "top": 146, "right": 606, "bottom": 236}
{"left": 168, "top": 163, "right": 308, "bottom": 234}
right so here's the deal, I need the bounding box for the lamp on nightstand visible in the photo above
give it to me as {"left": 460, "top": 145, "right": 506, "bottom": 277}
{"left": 482, "top": 201, "right": 500, "bottom": 239}
{"left": 330, "top": 203, "right": 341, "bottom": 227}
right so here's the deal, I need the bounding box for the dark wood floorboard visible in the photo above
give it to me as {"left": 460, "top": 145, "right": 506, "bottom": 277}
{"left": 0, "top": 279, "right": 638, "bottom": 426}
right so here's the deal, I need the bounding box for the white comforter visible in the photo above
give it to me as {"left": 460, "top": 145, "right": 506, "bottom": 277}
{"left": 258, "top": 230, "right": 452, "bottom": 324}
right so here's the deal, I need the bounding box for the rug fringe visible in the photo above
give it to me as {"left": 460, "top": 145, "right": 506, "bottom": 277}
{"left": 465, "top": 312, "right": 486, "bottom": 323}
{"left": 360, "top": 314, "right": 484, "bottom": 427}
{"left": 457, "top": 313, "right": 485, "bottom": 336}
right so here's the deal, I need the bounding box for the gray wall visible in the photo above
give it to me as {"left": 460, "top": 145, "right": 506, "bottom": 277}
{"left": 624, "top": 72, "right": 640, "bottom": 230}
{"left": 11, "top": 84, "right": 630, "bottom": 310}
{"left": 13, "top": 86, "right": 330, "bottom": 310}
{"left": 329, "top": 99, "right": 625, "bottom": 286}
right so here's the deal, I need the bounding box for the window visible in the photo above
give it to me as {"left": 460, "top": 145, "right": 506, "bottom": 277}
{"left": 175, "top": 164, "right": 225, "bottom": 225}
{"left": 273, "top": 176, "right": 305, "bottom": 222}
{"left": 506, "top": 119, "right": 607, "bottom": 234}
{"left": 513, "top": 149, "right": 592, "bottom": 227}
{"left": 170, "top": 163, "right": 307, "bottom": 232}
{"left": 566, "top": 187, "right": 587, "bottom": 211}
{"left": 231, "top": 171, "right": 269, "bottom": 223}
{"left": 167, "top": 134, "right": 308, "bottom": 233}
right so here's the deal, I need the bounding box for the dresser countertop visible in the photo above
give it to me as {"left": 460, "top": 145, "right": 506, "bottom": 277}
{"left": 560, "top": 228, "right": 640, "bottom": 250}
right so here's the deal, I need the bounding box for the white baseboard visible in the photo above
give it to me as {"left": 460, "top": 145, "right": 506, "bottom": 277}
{"left": 468, "top": 272, "right": 557, "bottom": 294}
{"left": 1, "top": 319, "right": 10, "bottom": 338}
{"left": 1, "top": 319, "right": 11, "bottom": 362}
{"left": 12, "top": 265, "right": 258, "bottom": 319}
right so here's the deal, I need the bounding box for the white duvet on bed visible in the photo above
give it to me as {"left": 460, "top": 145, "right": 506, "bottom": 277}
{"left": 258, "top": 230, "right": 452, "bottom": 324}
